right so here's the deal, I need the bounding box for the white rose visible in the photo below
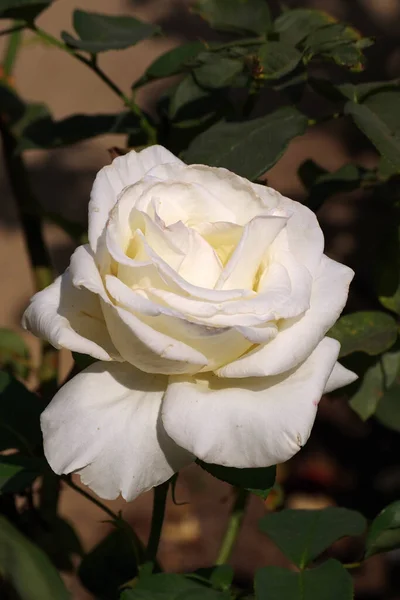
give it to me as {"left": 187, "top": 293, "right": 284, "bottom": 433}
{"left": 22, "top": 145, "right": 357, "bottom": 501}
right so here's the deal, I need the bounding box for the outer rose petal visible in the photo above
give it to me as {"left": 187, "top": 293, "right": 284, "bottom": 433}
{"left": 41, "top": 362, "right": 193, "bottom": 501}
{"left": 162, "top": 338, "right": 340, "bottom": 468}
{"left": 217, "top": 255, "right": 354, "bottom": 378}
{"left": 89, "top": 146, "right": 183, "bottom": 254}
{"left": 324, "top": 361, "right": 358, "bottom": 393}
{"left": 21, "top": 271, "right": 118, "bottom": 361}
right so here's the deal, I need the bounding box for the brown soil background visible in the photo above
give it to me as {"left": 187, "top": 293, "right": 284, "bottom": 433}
{"left": 1, "top": 1, "right": 400, "bottom": 598}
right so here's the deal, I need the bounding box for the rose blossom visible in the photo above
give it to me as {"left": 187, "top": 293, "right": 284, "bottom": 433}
{"left": 22, "top": 145, "right": 357, "bottom": 500}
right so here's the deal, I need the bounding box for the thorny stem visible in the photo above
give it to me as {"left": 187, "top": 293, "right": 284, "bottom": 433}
{"left": 216, "top": 488, "right": 249, "bottom": 565}
{"left": 146, "top": 481, "right": 169, "bottom": 562}
{"left": 31, "top": 25, "right": 157, "bottom": 145}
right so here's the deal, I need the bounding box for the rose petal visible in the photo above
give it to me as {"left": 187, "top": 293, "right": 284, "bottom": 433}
{"left": 217, "top": 255, "right": 354, "bottom": 378}
{"left": 41, "top": 362, "right": 193, "bottom": 500}
{"left": 324, "top": 361, "right": 358, "bottom": 393}
{"left": 22, "top": 270, "right": 118, "bottom": 362}
{"left": 162, "top": 337, "right": 340, "bottom": 467}
{"left": 89, "top": 146, "right": 183, "bottom": 254}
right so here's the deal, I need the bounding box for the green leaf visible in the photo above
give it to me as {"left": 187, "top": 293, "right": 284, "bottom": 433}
{"left": 339, "top": 80, "right": 400, "bottom": 103}
{"left": 121, "top": 573, "right": 230, "bottom": 599}
{"left": 274, "top": 9, "right": 335, "bottom": 46}
{"left": 79, "top": 528, "right": 139, "bottom": 600}
{"left": 257, "top": 41, "right": 302, "bottom": 80}
{"left": 299, "top": 161, "right": 365, "bottom": 212}
{"left": 0, "top": 454, "right": 44, "bottom": 494}
{"left": 169, "top": 75, "right": 210, "bottom": 120}
{"left": 197, "top": 461, "right": 276, "bottom": 500}
{"left": 349, "top": 352, "right": 399, "bottom": 421}
{"left": 0, "top": 0, "right": 52, "bottom": 21}
{"left": 375, "top": 367, "right": 400, "bottom": 432}
{"left": 0, "top": 328, "right": 31, "bottom": 379}
{"left": 329, "top": 311, "right": 398, "bottom": 358}
{"left": 0, "top": 515, "right": 69, "bottom": 600}
{"left": 375, "top": 222, "right": 400, "bottom": 313}
{"left": 366, "top": 501, "right": 400, "bottom": 558}
{"left": 191, "top": 565, "right": 234, "bottom": 592}
{"left": 0, "top": 80, "right": 25, "bottom": 123}
{"left": 254, "top": 560, "right": 353, "bottom": 600}
{"left": 185, "top": 107, "right": 308, "bottom": 180}
{"left": 17, "top": 111, "right": 144, "bottom": 150}
{"left": 193, "top": 0, "right": 271, "bottom": 35}
{"left": 0, "top": 371, "right": 43, "bottom": 452}
{"left": 62, "top": 10, "right": 159, "bottom": 53}
{"left": 134, "top": 42, "right": 206, "bottom": 87}
{"left": 345, "top": 90, "right": 400, "bottom": 171}
{"left": 193, "top": 53, "right": 244, "bottom": 89}
{"left": 259, "top": 507, "right": 366, "bottom": 569}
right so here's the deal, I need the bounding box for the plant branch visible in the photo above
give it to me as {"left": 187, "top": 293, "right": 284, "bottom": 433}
{"left": 146, "top": 481, "right": 169, "bottom": 562}
{"left": 216, "top": 487, "right": 249, "bottom": 565}
{"left": 2, "top": 27, "right": 23, "bottom": 76}
{"left": 31, "top": 25, "right": 157, "bottom": 144}
{"left": 62, "top": 475, "right": 145, "bottom": 566}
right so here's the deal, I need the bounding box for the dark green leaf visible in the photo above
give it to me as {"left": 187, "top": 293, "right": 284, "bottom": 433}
{"left": 257, "top": 41, "right": 302, "bottom": 80}
{"left": 366, "top": 501, "right": 400, "bottom": 558}
{"left": 349, "top": 351, "right": 400, "bottom": 421}
{"left": 134, "top": 42, "right": 206, "bottom": 87}
{"left": 0, "top": 371, "right": 43, "bottom": 452}
{"left": 329, "top": 311, "right": 398, "bottom": 358}
{"left": 274, "top": 9, "right": 334, "bottom": 46}
{"left": 339, "top": 80, "right": 400, "bottom": 103}
{"left": 255, "top": 560, "right": 353, "bottom": 600}
{"left": 0, "top": 80, "right": 25, "bottom": 123}
{"left": 299, "top": 161, "right": 365, "bottom": 211}
{"left": 79, "top": 528, "right": 139, "bottom": 600}
{"left": 375, "top": 375, "right": 400, "bottom": 433}
{"left": 259, "top": 507, "right": 366, "bottom": 568}
{"left": 62, "top": 10, "right": 159, "bottom": 53}
{"left": 0, "top": 454, "right": 44, "bottom": 494}
{"left": 345, "top": 90, "right": 400, "bottom": 171}
{"left": 185, "top": 107, "right": 307, "bottom": 180}
{"left": 0, "top": 328, "right": 31, "bottom": 379}
{"left": 121, "top": 573, "right": 230, "bottom": 599}
{"left": 193, "top": 0, "right": 271, "bottom": 35}
{"left": 191, "top": 565, "right": 234, "bottom": 592}
{"left": 197, "top": 461, "right": 275, "bottom": 500}
{"left": 169, "top": 75, "right": 210, "bottom": 120}
{"left": 0, "top": 0, "right": 51, "bottom": 21}
{"left": 17, "top": 111, "right": 144, "bottom": 150}
{"left": 193, "top": 53, "right": 244, "bottom": 89}
{"left": 0, "top": 515, "right": 69, "bottom": 600}
{"left": 376, "top": 223, "right": 400, "bottom": 314}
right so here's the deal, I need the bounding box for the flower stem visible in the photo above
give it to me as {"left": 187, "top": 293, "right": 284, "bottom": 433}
{"left": 2, "top": 27, "right": 23, "bottom": 77}
{"left": 216, "top": 487, "right": 249, "bottom": 565}
{"left": 146, "top": 481, "right": 169, "bottom": 562}
{"left": 31, "top": 25, "right": 157, "bottom": 145}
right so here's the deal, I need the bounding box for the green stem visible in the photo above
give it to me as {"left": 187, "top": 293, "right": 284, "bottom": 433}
{"left": 343, "top": 561, "right": 362, "bottom": 570}
{"left": 2, "top": 27, "right": 23, "bottom": 76}
{"left": 31, "top": 25, "right": 157, "bottom": 145}
{"left": 146, "top": 481, "right": 169, "bottom": 562}
{"left": 216, "top": 488, "right": 249, "bottom": 565}
{"left": 0, "top": 23, "right": 25, "bottom": 38}
{"left": 62, "top": 475, "right": 145, "bottom": 566}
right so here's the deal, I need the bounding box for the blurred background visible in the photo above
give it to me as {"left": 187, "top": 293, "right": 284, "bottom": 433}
{"left": 1, "top": 1, "right": 400, "bottom": 598}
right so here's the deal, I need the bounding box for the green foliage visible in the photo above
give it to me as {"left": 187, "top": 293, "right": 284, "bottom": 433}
{"left": 0, "top": 371, "right": 43, "bottom": 452}
{"left": 0, "top": 328, "right": 31, "bottom": 379}
{"left": 185, "top": 107, "right": 307, "bottom": 180}
{"left": 365, "top": 501, "right": 400, "bottom": 558}
{"left": 79, "top": 528, "right": 139, "bottom": 600}
{"left": 0, "top": 454, "right": 44, "bottom": 494}
{"left": 197, "top": 461, "right": 276, "bottom": 499}
{"left": 0, "top": 0, "right": 52, "bottom": 21}
{"left": 259, "top": 508, "right": 366, "bottom": 568}
{"left": 62, "top": 10, "right": 160, "bottom": 53}
{"left": 345, "top": 88, "right": 400, "bottom": 172}
{"left": 0, "top": 515, "right": 69, "bottom": 600}
{"left": 254, "top": 560, "right": 353, "bottom": 600}
{"left": 193, "top": 0, "right": 271, "bottom": 36}
{"left": 329, "top": 311, "right": 398, "bottom": 358}
{"left": 120, "top": 573, "right": 230, "bottom": 599}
